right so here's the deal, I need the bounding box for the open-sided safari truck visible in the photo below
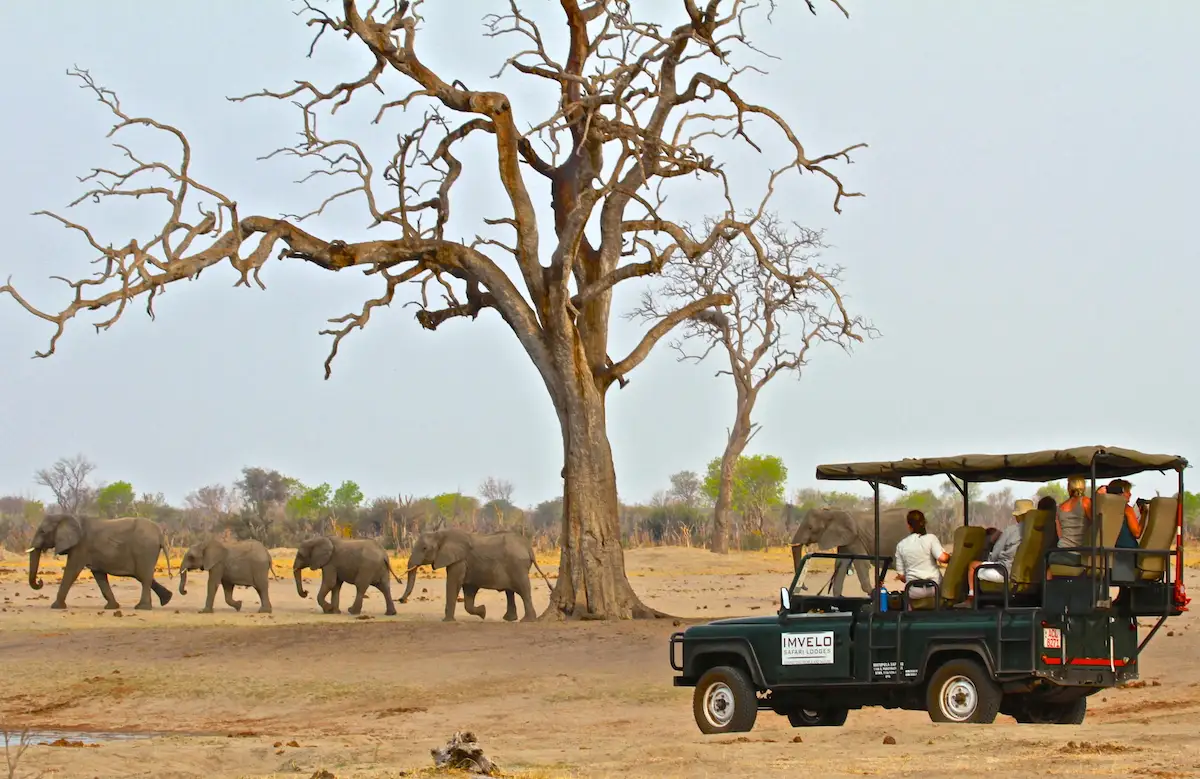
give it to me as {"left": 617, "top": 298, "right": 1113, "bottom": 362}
{"left": 669, "top": 446, "right": 1190, "bottom": 733}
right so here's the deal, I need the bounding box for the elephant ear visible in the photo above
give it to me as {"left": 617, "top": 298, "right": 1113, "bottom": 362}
{"left": 201, "top": 540, "right": 225, "bottom": 571}
{"left": 309, "top": 537, "right": 335, "bottom": 569}
{"left": 816, "top": 511, "right": 856, "bottom": 551}
{"left": 433, "top": 533, "right": 468, "bottom": 570}
{"left": 55, "top": 515, "right": 83, "bottom": 554}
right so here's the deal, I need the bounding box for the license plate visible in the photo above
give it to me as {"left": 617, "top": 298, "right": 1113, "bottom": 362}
{"left": 1043, "top": 627, "right": 1062, "bottom": 649}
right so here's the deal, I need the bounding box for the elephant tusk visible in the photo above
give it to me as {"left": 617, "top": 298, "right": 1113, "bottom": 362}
{"left": 25, "top": 547, "right": 35, "bottom": 554}
{"left": 405, "top": 565, "right": 421, "bottom": 574}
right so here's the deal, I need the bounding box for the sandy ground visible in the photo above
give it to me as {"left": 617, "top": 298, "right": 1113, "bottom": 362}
{"left": 0, "top": 546, "right": 1198, "bottom": 779}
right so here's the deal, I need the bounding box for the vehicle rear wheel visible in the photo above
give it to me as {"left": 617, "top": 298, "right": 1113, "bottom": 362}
{"left": 1009, "top": 695, "right": 1087, "bottom": 724}
{"left": 787, "top": 707, "right": 849, "bottom": 727}
{"left": 693, "top": 666, "right": 758, "bottom": 734}
{"left": 926, "top": 658, "right": 1001, "bottom": 724}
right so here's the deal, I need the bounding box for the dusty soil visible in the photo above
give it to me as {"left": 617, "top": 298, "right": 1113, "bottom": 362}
{"left": 1, "top": 546, "right": 1198, "bottom": 778}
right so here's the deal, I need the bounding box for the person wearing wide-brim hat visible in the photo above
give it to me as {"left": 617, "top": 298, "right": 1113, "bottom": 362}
{"left": 968, "top": 499, "right": 1034, "bottom": 595}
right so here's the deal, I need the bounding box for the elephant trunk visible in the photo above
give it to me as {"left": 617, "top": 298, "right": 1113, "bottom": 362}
{"left": 27, "top": 547, "right": 44, "bottom": 590}
{"left": 294, "top": 566, "right": 308, "bottom": 599}
{"left": 399, "top": 563, "right": 418, "bottom": 604}
{"left": 179, "top": 567, "right": 189, "bottom": 595}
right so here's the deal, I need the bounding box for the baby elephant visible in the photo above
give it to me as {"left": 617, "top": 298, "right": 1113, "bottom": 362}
{"left": 293, "top": 536, "right": 403, "bottom": 616}
{"left": 179, "top": 538, "right": 277, "bottom": 614}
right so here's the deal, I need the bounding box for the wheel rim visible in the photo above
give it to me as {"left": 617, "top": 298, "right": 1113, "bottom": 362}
{"left": 703, "top": 682, "right": 736, "bottom": 728}
{"left": 940, "top": 675, "right": 978, "bottom": 722}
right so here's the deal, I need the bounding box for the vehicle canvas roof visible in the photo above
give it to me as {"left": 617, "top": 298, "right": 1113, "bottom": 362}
{"left": 815, "top": 445, "right": 1188, "bottom": 488}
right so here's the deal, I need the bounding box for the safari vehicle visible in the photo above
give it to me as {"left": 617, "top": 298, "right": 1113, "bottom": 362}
{"left": 669, "top": 446, "right": 1189, "bottom": 732}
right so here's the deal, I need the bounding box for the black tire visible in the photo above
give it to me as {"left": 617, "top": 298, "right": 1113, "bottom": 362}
{"left": 926, "top": 658, "right": 1001, "bottom": 724}
{"left": 1009, "top": 695, "right": 1087, "bottom": 725}
{"left": 787, "top": 707, "right": 849, "bottom": 727}
{"left": 693, "top": 665, "right": 758, "bottom": 734}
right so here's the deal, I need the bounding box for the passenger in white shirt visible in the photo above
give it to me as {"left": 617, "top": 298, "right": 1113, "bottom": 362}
{"left": 892, "top": 509, "right": 950, "bottom": 601}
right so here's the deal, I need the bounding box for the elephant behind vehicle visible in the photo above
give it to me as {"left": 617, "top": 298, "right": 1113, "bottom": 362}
{"left": 178, "top": 537, "right": 275, "bottom": 613}
{"left": 26, "top": 514, "right": 173, "bottom": 610}
{"left": 399, "top": 528, "right": 553, "bottom": 622}
{"left": 789, "top": 506, "right": 911, "bottom": 597}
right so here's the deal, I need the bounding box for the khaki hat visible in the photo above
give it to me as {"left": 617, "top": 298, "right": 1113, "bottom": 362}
{"left": 1012, "top": 499, "right": 1035, "bottom": 517}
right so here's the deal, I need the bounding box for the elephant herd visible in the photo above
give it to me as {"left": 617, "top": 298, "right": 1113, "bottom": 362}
{"left": 24, "top": 513, "right": 554, "bottom": 621}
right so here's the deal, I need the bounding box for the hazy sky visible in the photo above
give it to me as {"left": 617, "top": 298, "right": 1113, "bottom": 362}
{"left": 1, "top": 2, "right": 1196, "bottom": 509}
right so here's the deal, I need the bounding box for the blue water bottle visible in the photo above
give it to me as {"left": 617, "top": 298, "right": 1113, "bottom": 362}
{"left": 878, "top": 587, "right": 889, "bottom": 612}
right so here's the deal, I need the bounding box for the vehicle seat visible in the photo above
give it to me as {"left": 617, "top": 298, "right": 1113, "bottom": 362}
{"left": 978, "top": 509, "right": 1052, "bottom": 599}
{"left": 907, "top": 525, "right": 985, "bottom": 610}
{"left": 1137, "top": 496, "right": 1178, "bottom": 582}
{"left": 1047, "top": 493, "right": 1127, "bottom": 577}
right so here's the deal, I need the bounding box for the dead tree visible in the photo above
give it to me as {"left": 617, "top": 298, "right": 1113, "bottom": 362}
{"left": 632, "top": 212, "right": 874, "bottom": 553}
{"left": 1, "top": 1, "right": 864, "bottom": 618}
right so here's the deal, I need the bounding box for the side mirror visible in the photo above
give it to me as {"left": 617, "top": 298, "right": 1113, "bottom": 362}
{"left": 780, "top": 586, "right": 791, "bottom": 612}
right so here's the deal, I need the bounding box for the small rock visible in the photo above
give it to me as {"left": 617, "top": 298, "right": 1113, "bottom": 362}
{"left": 287, "top": 740, "right": 300, "bottom": 748}
{"left": 273, "top": 742, "right": 282, "bottom": 748}
{"left": 309, "top": 771, "right": 335, "bottom": 779}
{"left": 1167, "top": 631, "right": 1175, "bottom": 637}
{"left": 792, "top": 735, "right": 803, "bottom": 743}
{"left": 113, "top": 610, "right": 123, "bottom": 618}
{"left": 882, "top": 735, "right": 896, "bottom": 745}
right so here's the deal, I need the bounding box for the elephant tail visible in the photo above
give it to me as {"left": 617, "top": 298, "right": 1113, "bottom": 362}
{"left": 531, "top": 556, "right": 554, "bottom": 595}
{"left": 269, "top": 555, "right": 282, "bottom": 581}
{"left": 388, "top": 558, "right": 405, "bottom": 586}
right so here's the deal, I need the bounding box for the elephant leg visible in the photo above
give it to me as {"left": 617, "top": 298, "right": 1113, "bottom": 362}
{"left": 517, "top": 581, "right": 537, "bottom": 623}
{"left": 151, "top": 580, "right": 172, "bottom": 607}
{"left": 134, "top": 573, "right": 154, "bottom": 609}
{"left": 347, "top": 581, "right": 368, "bottom": 615}
{"left": 222, "top": 581, "right": 242, "bottom": 612}
{"left": 830, "top": 558, "right": 851, "bottom": 598}
{"left": 502, "top": 590, "right": 518, "bottom": 622}
{"left": 378, "top": 579, "right": 396, "bottom": 616}
{"left": 443, "top": 564, "right": 465, "bottom": 622}
{"left": 201, "top": 571, "right": 219, "bottom": 613}
{"left": 255, "top": 572, "right": 272, "bottom": 614}
{"left": 317, "top": 574, "right": 339, "bottom": 614}
{"left": 52, "top": 557, "right": 85, "bottom": 609}
{"left": 330, "top": 581, "right": 343, "bottom": 613}
{"left": 93, "top": 571, "right": 121, "bottom": 610}
{"left": 853, "top": 555, "right": 874, "bottom": 596}
{"left": 462, "top": 585, "right": 486, "bottom": 620}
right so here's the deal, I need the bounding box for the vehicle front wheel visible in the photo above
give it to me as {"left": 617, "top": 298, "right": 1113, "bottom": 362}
{"left": 787, "top": 707, "right": 849, "bottom": 727}
{"left": 926, "top": 658, "right": 1001, "bottom": 724}
{"left": 693, "top": 665, "right": 758, "bottom": 734}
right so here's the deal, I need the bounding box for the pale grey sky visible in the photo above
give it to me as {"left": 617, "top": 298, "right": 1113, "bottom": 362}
{"left": 1, "top": 2, "right": 1196, "bottom": 509}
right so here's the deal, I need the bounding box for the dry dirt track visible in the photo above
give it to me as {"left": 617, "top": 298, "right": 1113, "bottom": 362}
{"left": 1, "top": 547, "right": 1198, "bottom": 779}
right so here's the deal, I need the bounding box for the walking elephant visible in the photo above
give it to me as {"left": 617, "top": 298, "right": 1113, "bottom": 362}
{"left": 26, "top": 514, "right": 173, "bottom": 610}
{"left": 399, "top": 528, "right": 553, "bottom": 622}
{"left": 179, "top": 538, "right": 277, "bottom": 613}
{"left": 790, "top": 506, "right": 911, "bottom": 597}
{"left": 293, "top": 536, "right": 402, "bottom": 615}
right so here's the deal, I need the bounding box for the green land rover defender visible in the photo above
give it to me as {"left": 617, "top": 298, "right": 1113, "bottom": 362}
{"left": 669, "top": 446, "right": 1189, "bottom": 731}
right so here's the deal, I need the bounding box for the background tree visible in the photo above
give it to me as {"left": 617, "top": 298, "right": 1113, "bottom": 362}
{"left": 95, "top": 481, "right": 136, "bottom": 518}
{"left": 184, "top": 484, "right": 240, "bottom": 533}
{"left": 667, "top": 471, "right": 703, "bottom": 509}
{"left": 634, "top": 213, "right": 872, "bottom": 553}
{"left": 702, "top": 454, "right": 788, "bottom": 547}
{"left": 1036, "top": 481, "right": 1068, "bottom": 504}
{"left": 480, "top": 477, "right": 516, "bottom": 530}
{"left": 34, "top": 454, "right": 97, "bottom": 514}
{"left": 234, "top": 467, "right": 290, "bottom": 543}
{"left": 0, "top": 2, "right": 863, "bottom": 618}
{"left": 331, "top": 480, "right": 365, "bottom": 523}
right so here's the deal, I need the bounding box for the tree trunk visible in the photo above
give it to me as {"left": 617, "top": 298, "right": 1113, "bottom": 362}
{"left": 710, "top": 397, "right": 756, "bottom": 555}
{"left": 540, "top": 359, "right": 665, "bottom": 621}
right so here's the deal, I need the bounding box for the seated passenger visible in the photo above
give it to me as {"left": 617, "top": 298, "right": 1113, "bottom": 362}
{"left": 1052, "top": 475, "right": 1093, "bottom": 565}
{"left": 982, "top": 526, "right": 1001, "bottom": 558}
{"left": 968, "top": 499, "right": 1032, "bottom": 595}
{"left": 1106, "top": 478, "right": 1142, "bottom": 546}
{"left": 892, "top": 509, "right": 950, "bottom": 602}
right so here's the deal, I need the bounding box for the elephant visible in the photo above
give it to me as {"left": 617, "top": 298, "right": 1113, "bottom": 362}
{"left": 178, "top": 537, "right": 278, "bottom": 613}
{"left": 789, "top": 506, "right": 911, "bottom": 597}
{"left": 293, "top": 536, "right": 403, "bottom": 615}
{"left": 398, "top": 528, "right": 553, "bottom": 622}
{"left": 26, "top": 514, "right": 174, "bottom": 610}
